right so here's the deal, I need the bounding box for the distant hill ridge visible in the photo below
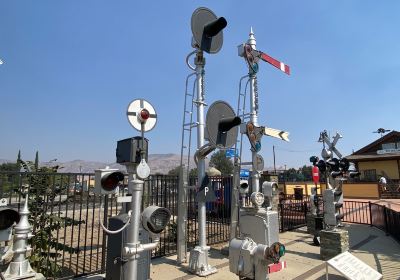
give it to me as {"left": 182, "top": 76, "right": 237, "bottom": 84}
{"left": 0, "top": 154, "right": 197, "bottom": 175}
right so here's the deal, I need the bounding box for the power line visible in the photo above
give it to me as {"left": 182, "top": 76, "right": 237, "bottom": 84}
{"left": 273, "top": 146, "right": 319, "bottom": 153}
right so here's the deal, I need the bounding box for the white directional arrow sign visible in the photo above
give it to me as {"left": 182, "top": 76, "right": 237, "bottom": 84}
{"left": 264, "top": 127, "right": 290, "bottom": 142}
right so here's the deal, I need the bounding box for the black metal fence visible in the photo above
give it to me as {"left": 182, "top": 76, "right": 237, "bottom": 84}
{"left": 1, "top": 171, "right": 399, "bottom": 279}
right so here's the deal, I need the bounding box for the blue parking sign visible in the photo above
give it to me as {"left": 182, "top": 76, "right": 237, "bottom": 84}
{"left": 240, "top": 169, "right": 250, "bottom": 178}
{"left": 225, "top": 148, "right": 237, "bottom": 158}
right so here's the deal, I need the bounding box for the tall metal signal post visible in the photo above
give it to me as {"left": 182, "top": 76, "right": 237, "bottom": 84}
{"left": 228, "top": 29, "right": 291, "bottom": 280}
{"left": 178, "top": 7, "right": 232, "bottom": 277}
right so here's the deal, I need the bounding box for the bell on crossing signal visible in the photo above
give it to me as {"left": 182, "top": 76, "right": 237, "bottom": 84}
{"left": 191, "top": 7, "right": 227, "bottom": 54}
{"left": 94, "top": 167, "right": 124, "bottom": 195}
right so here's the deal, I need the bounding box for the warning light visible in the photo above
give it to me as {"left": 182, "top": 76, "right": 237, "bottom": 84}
{"left": 140, "top": 109, "right": 150, "bottom": 121}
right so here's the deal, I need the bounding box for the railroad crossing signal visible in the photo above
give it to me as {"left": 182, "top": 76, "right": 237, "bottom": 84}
{"left": 318, "top": 131, "right": 343, "bottom": 159}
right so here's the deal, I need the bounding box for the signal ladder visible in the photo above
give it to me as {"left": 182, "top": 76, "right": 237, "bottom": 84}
{"left": 235, "top": 75, "right": 251, "bottom": 168}
{"left": 180, "top": 72, "right": 198, "bottom": 176}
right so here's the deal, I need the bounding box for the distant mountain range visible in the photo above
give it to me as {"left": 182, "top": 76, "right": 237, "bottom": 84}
{"left": 0, "top": 154, "right": 284, "bottom": 174}
{"left": 0, "top": 154, "right": 199, "bottom": 174}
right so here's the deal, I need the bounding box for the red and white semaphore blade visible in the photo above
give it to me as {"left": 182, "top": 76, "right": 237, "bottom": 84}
{"left": 259, "top": 52, "right": 290, "bottom": 75}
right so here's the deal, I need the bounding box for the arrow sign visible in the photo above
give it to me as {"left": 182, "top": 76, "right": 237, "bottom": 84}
{"left": 264, "top": 127, "right": 290, "bottom": 142}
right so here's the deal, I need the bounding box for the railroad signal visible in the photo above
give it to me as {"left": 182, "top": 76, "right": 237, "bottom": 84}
{"left": 191, "top": 7, "right": 227, "bottom": 54}
{"left": 206, "top": 101, "right": 241, "bottom": 149}
{"left": 126, "top": 99, "right": 157, "bottom": 133}
{"left": 141, "top": 206, "right": 171, "bottom": 235}
{"left": 239, "top": 180, "right": 249, "bottom": 194}
{"left": 94, "top": 167, "right": 124, "bottom": 195}
{"left": 238, "top": 43, "right": 290, "bottom": 75}
{"left": 310, "top": 156, "right": 319, "bottom": 165}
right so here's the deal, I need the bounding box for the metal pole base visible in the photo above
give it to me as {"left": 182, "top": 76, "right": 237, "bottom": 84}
{"left": 188, "top": 246, "right": 217, "bottom": 276}
{"left": 3, "top": 260, "right": 45, "bottom": 280}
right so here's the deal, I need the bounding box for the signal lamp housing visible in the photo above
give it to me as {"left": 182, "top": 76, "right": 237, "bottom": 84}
{"left": 94, "top": 167, "right": 124, "bottom": 195}
{"left": 141, "top": 206, "right": 171, "bottom": 235}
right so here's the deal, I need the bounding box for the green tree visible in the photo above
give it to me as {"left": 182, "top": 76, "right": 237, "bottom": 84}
{"left": 167, "top": 166, "right": 180, "bottom": 176}
{"left": 209, "top": 150, "right": 233, "bottom": 175}
{"left": 189, "top": 168, "right": 197, "bottom": 177}
{"left": 34, "top": 151, "right": 39, "bottom": 171}
{"left": 17, "top": 159, "right": 84, "bottom": 277}
{"left": 168, "top": 166, "right": 197, "bottom": 177}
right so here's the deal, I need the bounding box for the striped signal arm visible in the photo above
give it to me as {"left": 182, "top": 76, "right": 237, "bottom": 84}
{"left": 259, "top": 52, "right": 290, "bottom": 75}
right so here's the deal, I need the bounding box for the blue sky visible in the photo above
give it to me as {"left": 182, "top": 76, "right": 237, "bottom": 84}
{"left": 1, "top": 1, "right": 399, "bottom": 168}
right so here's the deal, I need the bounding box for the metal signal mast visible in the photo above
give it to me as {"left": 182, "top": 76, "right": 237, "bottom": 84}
{"left": 229, "top": 28, "right": 291, "bottom": 280}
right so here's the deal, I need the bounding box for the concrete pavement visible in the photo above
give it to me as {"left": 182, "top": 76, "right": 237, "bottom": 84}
{"left": 150, "top": 223, "right": 400, "bottom": 280}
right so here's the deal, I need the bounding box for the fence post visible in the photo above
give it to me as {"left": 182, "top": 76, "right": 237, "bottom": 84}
{"left": 383, "top": 206, "right": 389, "bottom": 236}
{"left": 368, "top": 201, "right": 372, "bottom": 226}
{"left": 100, "top": 195, "right": 109, "bottom": 274}
{"left": 279, "top": 203, "right": 284, "bottom": 232}
{"left": 303, "top": 201, "right": 308, "bottom": 218}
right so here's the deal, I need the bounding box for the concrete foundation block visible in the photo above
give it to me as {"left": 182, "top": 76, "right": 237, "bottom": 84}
{"left": 320, "top": 228, "right": 349, "bottom": 261}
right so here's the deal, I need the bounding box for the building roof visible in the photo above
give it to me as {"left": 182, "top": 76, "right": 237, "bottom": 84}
{"left": 346, "top": 153, "right": 400, "bottom": 161}
{"left": 352, "top": 130, "right": 400, "bottom": 154}
{"left": 345, "top": 130, "right": 400, "bottom": 161}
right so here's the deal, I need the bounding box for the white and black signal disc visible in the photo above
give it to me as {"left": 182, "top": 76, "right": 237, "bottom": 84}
{"left": 126, "top": 99, "right": 157, "bottom": 132}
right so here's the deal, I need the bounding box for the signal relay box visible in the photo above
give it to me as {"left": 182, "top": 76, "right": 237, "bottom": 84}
{"left": 116, "top": 137, "right": 148, "bottom": 164}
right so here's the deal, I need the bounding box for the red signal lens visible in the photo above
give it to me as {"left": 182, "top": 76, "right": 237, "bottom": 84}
{"left": 140, "top": 109, "right": 150, "bottom": 120}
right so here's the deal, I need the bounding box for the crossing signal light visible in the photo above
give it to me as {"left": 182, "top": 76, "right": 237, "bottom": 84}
{"left": 309, "top": 156, "right": 319, "bottom": 165}
{"left": 139, "top": 109, "right": 150, "bottom": 121}
{"left": 339, "top": 158, "right": 350, "bottom": 171}
{"left": 239, "top": 180, "right": 249, "bottom": 194}
{"left": 94, "top": 167, "right": 124, "bottom": 195}
{"left": 141, "top": 206, "right": 171, "bottom": 235}
{"left": 316, "top": 160, "right": 326, "bottom": 172}
{"left": 326, "top": 158, "right": 340, "bottom": 171}
{"left": 323, "top": 189, "right": 344, "bottom": 227}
